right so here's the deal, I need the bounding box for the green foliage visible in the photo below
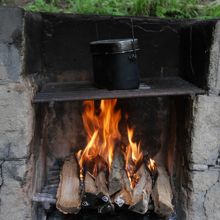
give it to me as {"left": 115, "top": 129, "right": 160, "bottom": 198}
{"left": 202, "top": 2, "right": 220, "bottom": 18}
{"left": 131, "top": 0, "right": 203, "bottom": 18}
{"left": 24, "top": 0, "right": 220, "bottom": 19}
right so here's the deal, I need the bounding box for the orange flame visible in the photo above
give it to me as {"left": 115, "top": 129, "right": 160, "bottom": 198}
{"left": 125, "top": 127, "right": 143, "bottom": 188}
{"left": 147, "top": 158, "right": 157, "bottom": 172}
{"left": 77, "top": 98, "right": 157, "bottom": 185}
{"left": 77, "top": 99, "right": 121, "bottom": 174}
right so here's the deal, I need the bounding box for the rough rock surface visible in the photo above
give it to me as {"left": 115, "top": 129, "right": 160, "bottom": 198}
{"left": 0, "top": 7, "right": 34, "bottom": 220}
{"left": 204, "top": 181, "right": 220, "bottom": 220}
{"left": 0, "top": 82, "right": 34, "bottom": 159}
{"left": 209, "top": 21, "right": 220, "bottom": 95}
{"left": 0, "top": 160, "right": 31, "bottom": 220}
{"left": 184, "top": 19, "right": 220, "bottom": 220}
{"left": 0, "top": 6, "right": 220, "bottom": 220}
{"left": 0, "top": 7, "right": 24, "bottom": 82}
{"left": 191, "top": 95, "right": 220, "bottom": 165}
{"left": 191, "top": 171, "right": 219, "bottom": 193}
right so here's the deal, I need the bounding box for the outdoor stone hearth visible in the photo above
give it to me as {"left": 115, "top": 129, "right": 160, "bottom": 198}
{"left": 0, "top": 7, "right": 219, "bottom": 220}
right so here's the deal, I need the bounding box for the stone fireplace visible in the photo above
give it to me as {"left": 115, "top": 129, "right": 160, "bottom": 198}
{"left": 0, "top": 7, "right": 219, "bottom": 220}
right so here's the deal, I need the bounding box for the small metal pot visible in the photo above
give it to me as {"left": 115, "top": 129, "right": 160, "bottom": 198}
{"left": 90, "top": 39, "right": 140, "bottom": 90}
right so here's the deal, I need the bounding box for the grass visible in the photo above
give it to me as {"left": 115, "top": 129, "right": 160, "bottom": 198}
{"left": 22, "top": 0, "right": 220, "bottom": 19}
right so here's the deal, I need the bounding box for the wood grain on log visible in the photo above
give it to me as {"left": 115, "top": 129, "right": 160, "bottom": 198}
{"left": 85, "top": 171, "right": 97, "bottom": 194}
{"left": 151, "top": 166, "right": 174, "bottom": 217}
{"left": 56, "top": 155, "right": 81, "bottom": 214}
{"left": 95, "top": 170, "right": 109, "bottom": 196}
{"left": 113, "top": 169, "right": 133, "bottom": 207}
{"left": 129, "top": 164, "right": 152, "bottom": 214}
{"left": 109, "top": 147, "right": 125, "bottom": 195}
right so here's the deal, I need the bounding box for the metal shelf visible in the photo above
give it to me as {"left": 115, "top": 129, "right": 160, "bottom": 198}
{"left": 33, "top": 77, "right": 204, "bottom": 103}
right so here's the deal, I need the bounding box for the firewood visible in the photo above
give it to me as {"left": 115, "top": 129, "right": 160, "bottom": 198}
{"left": 109, "top": 146, "right": 125, "bottom": 195}
{"left": 56, "top": 155, "right": 81, "bottom": 214}
{"left": 129, "top": 164, "right": 152, "bottom": 214}
{"left": 114, "top": 187, "right": 132, "bottom": 207}
{"left": 85, "top": 171, "right": 97, "bottom": 194}
{"left": 151, "top": 166, "right": 174, "bottom": 217}
{"left": 95, "top": 170, "right": 109, "bottom": 196}
{"left": 113, "top": 171, "right": 132, "bottom": 207}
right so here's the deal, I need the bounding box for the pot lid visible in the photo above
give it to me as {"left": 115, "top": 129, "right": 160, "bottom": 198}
{"left": 90, "top": 38, "right": 139, "bottom": 54}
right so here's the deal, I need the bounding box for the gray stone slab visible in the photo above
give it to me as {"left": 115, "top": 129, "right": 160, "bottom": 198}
{"left": 188, "top": 192, "right": 206, "bottom": 220}
{"left": 0, "top": 82, "right": 34, "bottom": 159}
{"left": 190, "top": 164, "right": 208, "bottom": 171}
{"left": 209, "top": 21, "right": 220, "bottom": 95}
{"left": 204, "top": 181, "right": 220, "bottom": 220}
{"left": 0, "top": 160, "right": 31, "bottom": 220}
{"left": 0, "top": 7, "right": 24, "bottom": 44}
{"left": 191, "top": 170, "right": 219, "bottom": 192}
{"left": 0, "top": 43, "right": 22, "bottom": 81}
{"left": 191, "top": 95, "right": 220, "bottom": 165}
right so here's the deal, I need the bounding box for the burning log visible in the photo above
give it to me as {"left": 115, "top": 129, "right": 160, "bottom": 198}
{"left": 129, "top": 164, "right": 152, "bottom": 214}
{"left": 82, "top": 155, "right": 114, "bottom": 213}
{"left": 151, "top": 166, "right": 174, "bottom": 217}
{"left": 113, "top": 170, "right": 132, "bottom": 207}
{"left": 82, "top": 171, "right": 98, "bottom": 207}
{"left": 85, "top": 172, "right": 97, "bottom": 194}
{"left": 56, "top": 155, "right": 81, "bottom": 214}
{"left": 114, "top": 187, "right": 132, "bottom": 208}
{"left": 108, "top": 145, "right": 132, "bottom": 207}
{"left": 95, "top": 170, "right": 108, "bottom": 196}
{"left": 94, "top": 158, "right": 115, "bottom": 214}
{"left": 109, "top": 146, "right": 125, "bottom": 195}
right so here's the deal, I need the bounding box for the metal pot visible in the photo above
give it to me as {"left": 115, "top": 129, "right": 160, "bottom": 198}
{"left": 90, "top": 39, "right": 140, "bottom": 90}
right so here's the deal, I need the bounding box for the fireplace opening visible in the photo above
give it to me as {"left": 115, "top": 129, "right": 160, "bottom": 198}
{"left": 25, "top": 12, "right": 207, "bottom": 220}
{"left": 32, "top": 95, "right": 189, "bottom": 220}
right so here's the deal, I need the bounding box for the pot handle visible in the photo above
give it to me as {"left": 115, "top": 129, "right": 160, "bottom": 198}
{"left": 128, "top": 53, "right": 137, "bottom": 62}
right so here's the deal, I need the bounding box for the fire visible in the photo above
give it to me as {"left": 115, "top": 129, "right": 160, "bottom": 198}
{"left": 77, "top": 98, "right": 157, "bottom": 186}
{"left": 147, "top": 158, "right": 157, "bottom": 172}
{"left": 77, "top": 99, "right": 121, "bottom": 174}
{"left": 125, "top": 127, "right": 143, "bottom": 188}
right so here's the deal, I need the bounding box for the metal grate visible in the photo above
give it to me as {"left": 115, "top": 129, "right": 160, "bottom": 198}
{"left": 33, "top": 77, "right": 204, "bottom": 103}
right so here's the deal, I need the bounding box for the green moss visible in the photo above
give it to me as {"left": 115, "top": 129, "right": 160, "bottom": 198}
{"left": 24, "top": 0, "right": 220, "bottom": 19}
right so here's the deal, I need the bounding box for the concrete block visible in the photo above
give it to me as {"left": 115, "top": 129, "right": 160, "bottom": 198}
{"left": 191, "top": 95, "right": 220, "bottom": 165}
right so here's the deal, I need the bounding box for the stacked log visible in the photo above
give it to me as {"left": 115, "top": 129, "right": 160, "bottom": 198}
{"left": 56, "top": 154, "right": 174, "bottom": 217}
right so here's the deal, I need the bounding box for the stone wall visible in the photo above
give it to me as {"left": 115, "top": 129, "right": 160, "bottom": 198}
{"left": 0, "top": 7, "right": 220, "bottom": 220}
{"left": 187, "top": 21, "right": 220, "bottom": 220}
{"left": 0, "top": 7, "right": 34, "bottom": 220}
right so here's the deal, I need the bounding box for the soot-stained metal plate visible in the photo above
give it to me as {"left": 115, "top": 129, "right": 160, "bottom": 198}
{"left": 33, "top": 77, "right": 204, "bottom": 103}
